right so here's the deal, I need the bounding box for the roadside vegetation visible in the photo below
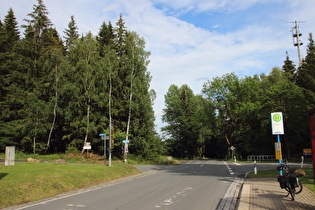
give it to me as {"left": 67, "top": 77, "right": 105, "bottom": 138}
{"left": 0, "top": 162, "right": 140, "bottom": 209}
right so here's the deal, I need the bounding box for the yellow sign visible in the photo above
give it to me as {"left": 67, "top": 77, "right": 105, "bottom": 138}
{"left": 303, "top": 148, "right": 312, "bottom": 155}
{"left": 275, "top": 142, "right": 282, "bottom": 160}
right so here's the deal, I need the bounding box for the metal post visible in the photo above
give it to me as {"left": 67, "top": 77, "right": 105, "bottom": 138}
{"left": 278, "top": 135, "right": 283, "bottom": 176}
{"left": 108, "top": 126, "right": 112, "bottom": 167}
{"left": 100, "top": 133, "right": 107, "bottom": 164}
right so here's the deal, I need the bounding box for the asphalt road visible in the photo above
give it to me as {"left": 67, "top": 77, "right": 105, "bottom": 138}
{"left": 14, "top": 160, "right": 236, "bottom": 210}
{"left": 11, "top": 160, "right": 306, "bottom": 210}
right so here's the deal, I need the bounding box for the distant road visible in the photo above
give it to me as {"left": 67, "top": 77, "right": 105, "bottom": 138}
{"left": 14, "top": 160, "right": 235, "bottom": 210}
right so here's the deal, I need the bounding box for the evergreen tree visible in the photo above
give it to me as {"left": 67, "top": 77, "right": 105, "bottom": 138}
{"left": 97, "top": 21, "right": 114, "bottom": 56}
{"left": 282, "top": 52, "right": 296, "bottom": 82}
{"left": 19, "top": 0, "right": 64, "bottom": 153}
{"left": 114, "top": 14, "right": 127, "bottom": 61}
{"left": 63, "top": 15, "right": 79, "bottom": 51}
{"left": 2, "top": 8, "right": 20, "bottom": 52}
{"left": 0, "top": 8, "right": 24, "bottom": 150}
{"left": 296, "top": 33, "right": 315, "bottom": 107}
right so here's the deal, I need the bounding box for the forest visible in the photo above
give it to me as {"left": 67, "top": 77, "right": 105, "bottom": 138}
{"left": 1, "top": 0, "right": 315, "bottom": 160}
{"left": 0, "top": 0, "right": 162, "bottom": 160}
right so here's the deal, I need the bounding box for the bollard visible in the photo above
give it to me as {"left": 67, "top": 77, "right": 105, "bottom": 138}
{"left": 254, "top": 160, "right": 257, "bottom": 175}
{"left": 234, "top": 156, "right": 236, "bottom": 163}
{"left": 301, "top": 156, "right": 304, "bottom": 168}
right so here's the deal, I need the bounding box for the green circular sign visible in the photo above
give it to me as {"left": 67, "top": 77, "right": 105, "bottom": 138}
{"left": 273, "top": 114, "right": 281, "bottom": 122}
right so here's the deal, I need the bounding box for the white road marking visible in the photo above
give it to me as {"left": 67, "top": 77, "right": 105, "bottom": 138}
{"left": 224, "top": 161, "right": 235, "bottom": 175}
{"left": 156, "top": 187, "right": 192, "bottom": 208}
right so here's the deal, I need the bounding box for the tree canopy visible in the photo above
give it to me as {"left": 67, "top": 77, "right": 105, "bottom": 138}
{"left": 0, "top": 0, "right": 160, "bottom": 159}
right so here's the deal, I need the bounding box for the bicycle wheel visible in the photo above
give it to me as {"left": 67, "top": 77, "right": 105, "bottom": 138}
{"left": 295, "top": 180, "right": 303, "bottom": 194}
{"left": 289, "top": 187, "right": 296, "bottom": 200}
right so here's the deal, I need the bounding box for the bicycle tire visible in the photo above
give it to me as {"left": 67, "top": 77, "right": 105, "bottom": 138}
{"left": 289, "top": 187, "right": 295, "bottom": 200}
{"left": 295, "top": 180, "right": 303, "bottom": 194}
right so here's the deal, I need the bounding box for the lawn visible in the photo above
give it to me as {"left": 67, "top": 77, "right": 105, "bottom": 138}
{"left": 0, "top": 162, "right": 140, "bottom": 208}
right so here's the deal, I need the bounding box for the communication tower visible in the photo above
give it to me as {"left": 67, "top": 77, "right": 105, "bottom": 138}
{"left": 290, "top": 21, "right": 305, "bottom": 67}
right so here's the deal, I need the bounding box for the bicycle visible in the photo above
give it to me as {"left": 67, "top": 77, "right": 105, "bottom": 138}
{"left": 277, "top": 162, "right": 305, "bottom": 200}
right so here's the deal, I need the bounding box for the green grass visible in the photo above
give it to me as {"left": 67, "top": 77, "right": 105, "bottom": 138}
{"left": 247, "top": 166, "right": 315, "bottom": 192}
{"left": 0, "top": 162, "right": 140, "bottom": 208}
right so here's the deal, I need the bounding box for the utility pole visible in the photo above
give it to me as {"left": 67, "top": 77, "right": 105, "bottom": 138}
{"left": 289, "top": 21, "right": 305, "bottom": 67}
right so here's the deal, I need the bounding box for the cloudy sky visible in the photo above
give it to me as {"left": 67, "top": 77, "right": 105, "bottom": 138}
{"left": 1, "top": 0, "right": 315, "bottom": 133}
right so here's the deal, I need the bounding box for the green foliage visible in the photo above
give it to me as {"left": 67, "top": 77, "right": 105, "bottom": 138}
{"left": 162, "top": 84, "right": 216, "bottom": 158}
{"left": 0, "top": 1, "right": 162, "bottom": 160}
{"left": 164, "top": 50, "right": 313, "bottom": 159}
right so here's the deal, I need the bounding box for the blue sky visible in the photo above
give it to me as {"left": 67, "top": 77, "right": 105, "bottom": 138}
{"left": 1, "top": 0, "right": 315, "bottom": 134}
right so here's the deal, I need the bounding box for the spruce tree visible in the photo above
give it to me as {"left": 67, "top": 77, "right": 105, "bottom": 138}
{"left": 0, "top": 8, "right": 24, "bottom": 150}
{"left": 97, "top": 21, "right": 114, "bottom": 56}
{"left": 296, "top": 33, "right": 315, "bottom": 107}
{"left": 63, "top": 15, "right": 79, "bottom": 51}
{"left": 282, "top": 52, "right": 296, "bottom": 82}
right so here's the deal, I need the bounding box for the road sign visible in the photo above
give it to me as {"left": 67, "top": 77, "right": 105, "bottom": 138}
{"left": 122, "top": 140, "right": 129, "bottom": 144}
{"left": 303, "top": 148, "right": 312, "bottom": 155}
{"left": 83, "top": 142, "right": 91, "bottom": 150}
{"left": 275, "top": 142, "right": 282, "bottom": 160}
{"left": 271, "top": 112, "right": 284, "bottom": 135}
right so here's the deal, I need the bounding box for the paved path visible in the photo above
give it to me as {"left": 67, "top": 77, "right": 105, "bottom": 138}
{"left": 238, "top": 178, "right": 315, "bottom": 210}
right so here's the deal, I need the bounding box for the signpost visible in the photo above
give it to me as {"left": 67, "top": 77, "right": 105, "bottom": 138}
{"left": 99, "top": 126, "right": 113, "bottom": 167}
{"left": 271, "top": 112, "right": 284, "bottom": 175}
{"left": 83, "top": 142, "right": 91, "bottom": 158}
{"left": 123, "top": 140, "right": 129, "bottom": 164}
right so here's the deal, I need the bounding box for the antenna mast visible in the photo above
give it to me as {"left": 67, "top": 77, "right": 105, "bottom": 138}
{"left": 290, "top": 21, "right": 305, "bottom": 67}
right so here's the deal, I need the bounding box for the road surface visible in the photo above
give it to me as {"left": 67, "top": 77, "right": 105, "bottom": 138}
{"left": 14, "top": 160, "right": 238, "bottom": 210}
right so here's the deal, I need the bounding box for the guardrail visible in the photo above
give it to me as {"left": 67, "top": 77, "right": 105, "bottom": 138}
{"left": 247, "top": 155, "right": 276, "bottom": 162}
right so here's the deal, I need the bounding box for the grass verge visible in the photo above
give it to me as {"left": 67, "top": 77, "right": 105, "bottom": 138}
{"left": 0, "top": 162, "right": 140, "bottom": 208}
{"left": 246, "top": 166, "right": 315, "bottom": 192}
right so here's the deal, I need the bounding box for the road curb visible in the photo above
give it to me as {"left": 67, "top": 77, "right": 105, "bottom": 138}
{"left": 216, "top": 177, "right": 244, "bottom": 210}
{"left": 237, "top": 183, "right": 250, "bottom": 210}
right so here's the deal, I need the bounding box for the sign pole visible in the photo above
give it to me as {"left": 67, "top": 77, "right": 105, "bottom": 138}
{"left": 108, "top": 126, "right": 112, "bottom": 167}
{"left": 271, "top": 112, "right": 284, "bottom": 176}
{"left": 277, "top": 135, "right": 283, "bottom": 175}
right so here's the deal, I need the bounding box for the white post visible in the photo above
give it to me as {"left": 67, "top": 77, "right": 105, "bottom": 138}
{"left": 301, "top": 156, "right": 304, "bottom": 168}
{"left": 5, "top": 146, "right": 15, "bottom": 166}
{"left": 254, "top": 160, "right": 257, "bottom": 175}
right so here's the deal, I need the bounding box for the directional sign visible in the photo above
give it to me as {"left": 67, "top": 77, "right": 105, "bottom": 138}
{"left": 122, "top": 140, "right": 129, "bottom": 144}
{"left": 271, "top": 112, "right": 284, "bottom": 135}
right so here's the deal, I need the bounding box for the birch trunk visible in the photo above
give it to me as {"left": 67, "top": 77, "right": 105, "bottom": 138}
{"left": 46, "top": 65, "right": 58, "bottom": 152}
